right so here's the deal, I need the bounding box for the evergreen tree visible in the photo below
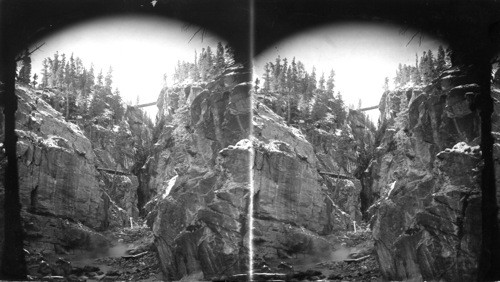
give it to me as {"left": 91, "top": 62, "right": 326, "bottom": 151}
{"left": 89, "top": 69, "right": 106, "bottom": 119}
{"left": 403, "top": 65, "right": 411, "bottom": 85}
{"left": 17, "top": 50, "right": 32, "bottom": 85}
{"left": 310, "top": 89, "right": 329, "bottom": 121}
{"left": 206, "top": 46, "right": 214, "bottom": 78}
{"left": 84, "top": 64, "right": 95, "bottom": 96}
{"left": 297, "top": 61, "right": 305, "bottom": 80}
{"left": 272, "top": 56, "right": 282, "bottom": 91}
{"left": 419, "top": 51, "right": 428, "bottom": 83}
{"left": 88, "top": 91, "right": 106, "bottom": 118}
{"left": 67, "top": 53, "right": 76, "bottom": 88}
{"left": 75, "top": 58, "right": 85, "bottom": 90}
{"left": 173, "top": 61, "right": 181, "bottom": 83}
{"left": 326, "top": 69, "right": 335, "bottom": 93}
{"left": 301, "top": 72, "right": 309, "bottom": 97}
{"left": 285, "top": 67, "right": 293, "bottom": 91}
{"left": 333, "top": 91, "right": 347, "bottom": 125}
{"left": 41, "top": 58, "right": 49, "bottom": 88}
{"left": 105, "top": 67, "right": 113, "bottom": 91}
{"left": 290, "top": 57, "right": 298, "bottom": 92}
{"left": 318, "top": 72, "right": 325, "bottom": 90}
{"left": 57, "top": 53, "right": 66, "bottom": 88}
{"left": 263, "top": 63, "right": 271, "bottom": 92}
{"left": 96, "top": 69, "right": 103, "bottom": 87}
{"left": 445, "top": 47, "right": 453, "bottom": 67}
{"left": 412, "top": 54, "right": 422, "bottom": 84}
{"left": 436, "top": 45, "right": 446, "bottom": 75}
{"left": 110, "top": 88, "right": 125, "bottom": 122}
{"left": 224, "top": 44, "right": 234, "bottom": 66}
{"left": 215, "top": 42, "right": 225, "bottom": 76}
{"left": 279, "top": 58, "right": 288, "bottom": 92}
{"left": 297, "top": 61, "right": 307, "bottom": 94}
{"left": 51, "top": 52, "right": 59, "bottom": 87}
{"left": 78, "top": 68, "right": 89, "bottom": 116}
{"left": 305, "top": 67, "right": 317, "bottom": 101}
{"left": 32, "top": 73, "right": 38, "bottom": 88}
{"left": 199, "top": 48, "right": 208, "bottom": 81}
{"left": 428, "top": 49, "right": 437, "bottom": 80}
{"left": 192, "top": 50, "right": 201, "bottom": 81}
{"left": 383, "top": 77, "right": 389, "bottom": 92}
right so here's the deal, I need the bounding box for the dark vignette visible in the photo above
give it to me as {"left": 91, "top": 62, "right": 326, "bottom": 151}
{"left": 1, "top": 0, "right": 499, "bottom": 280}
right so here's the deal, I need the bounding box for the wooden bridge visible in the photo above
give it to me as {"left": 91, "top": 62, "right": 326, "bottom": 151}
{"left": 318, "top": 171, "right": 354, "bottom": 179}
{"left": 129, "top": 102, "right": 156, "bottom": 108}
{"left": 357, "top": 105, "right": 378, "bottom": 111}
{"left": 96, "top": 167, "right": 131, "bottom": 176}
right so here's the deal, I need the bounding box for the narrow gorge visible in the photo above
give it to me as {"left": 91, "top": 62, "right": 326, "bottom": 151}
{"left": 1, "top": 46, "right": 499, "bottom": 282}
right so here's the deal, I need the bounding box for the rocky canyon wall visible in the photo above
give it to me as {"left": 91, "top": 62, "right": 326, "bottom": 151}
{"left": 0, "top": 85, "right": 152, "bottom": 262}
{"left": 369, "top": 67, "right": 484, "bottom": 281}
{"left": 146, "top": 67, "right": 374, "bottom": 279}
{"left": 252, "top": 100, "right": 364, "bottom": 261}
{"left": 144, "top": 70, "right": 253, "bottom": 281}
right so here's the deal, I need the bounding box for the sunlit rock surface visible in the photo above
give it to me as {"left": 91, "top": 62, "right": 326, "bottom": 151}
{"left": 370, "top": 67, "right": 483, "bottom": 281}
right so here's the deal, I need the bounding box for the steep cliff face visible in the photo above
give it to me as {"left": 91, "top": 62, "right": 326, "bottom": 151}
{"left": 252, "top": 101, "right": 362, "bottom": 261}
{"left": 0, "top": 85, "right": 151, "bottom": 258}
{"left": 147, "top": 78, "right": 369, "bottom": 279}
{"left": 145, "top": 70, "right": 252, "bottom": 280}
{"left": 370, "top": 67, "right": 483, "bottom": 281}
{"left": 83, "top": 106, "right": 153, "bottom": 223}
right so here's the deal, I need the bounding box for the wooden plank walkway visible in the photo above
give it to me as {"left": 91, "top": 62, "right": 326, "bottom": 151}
{"left": 358, "top": 105, "right": 378, "bottom": 111}
{"left": 96, "top": 167, "right": 131, "bottom": 176}
{"left": 134, "top": 102, "right": 156, "bottom": 108}
{"left": 318, "top": 171, "right": 353, "bottom": 179}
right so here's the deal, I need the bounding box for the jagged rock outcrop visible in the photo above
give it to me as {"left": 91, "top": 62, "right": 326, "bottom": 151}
{"left": 370, "top": 67, "right": 483, "bottom": 281}
{"left": 0, "top": 86, "right": 147, "bottom": 257}
{"left": 147, "top": 80, "right": 367, "bottom": 279}
{"left": 145, "top": 71, "right": 252, "bottom": 280}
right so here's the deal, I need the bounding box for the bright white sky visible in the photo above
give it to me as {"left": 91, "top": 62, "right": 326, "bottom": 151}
{"left": 254, "top": 22, "right": 446, "bottom": 122}
{"left": 31, "top": 15, "right": 224, "bottom": 119}
{"left": 31, "top": 18, "right": 446, "bottom": 124}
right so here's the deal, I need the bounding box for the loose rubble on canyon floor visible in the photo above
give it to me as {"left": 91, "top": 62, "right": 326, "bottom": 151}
{"left": 25, "top": 225, "right": 162, "bottom": 281}
{"left": 23, "top": 224, "right": 380, "bottom": 281}
{"left": 212, "top": 227, "right": 381, "bottom": 282}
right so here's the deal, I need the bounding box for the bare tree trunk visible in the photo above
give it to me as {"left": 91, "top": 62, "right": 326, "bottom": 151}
{"left": 476, "top": 59, "right": 500, "bottom": 281}
{"left": 0, "top": 54, "right": 27, "bottom": 280}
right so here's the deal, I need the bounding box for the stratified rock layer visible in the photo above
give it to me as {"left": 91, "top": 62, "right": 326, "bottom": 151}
{"left": 370, "top": 68, "right": 483, "bottom": 281}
